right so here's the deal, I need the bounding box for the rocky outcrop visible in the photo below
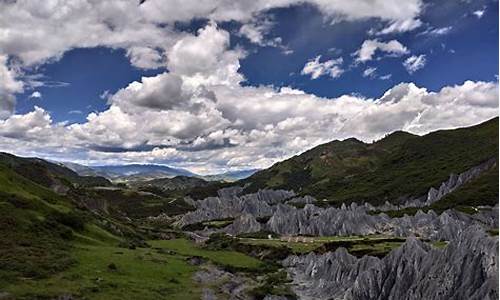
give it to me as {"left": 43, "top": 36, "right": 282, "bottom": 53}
{"left": 223, "top": 214, "right": 262, "bottom": 236}
{"left": 374, "top": 158, "right": 497, "bottom": 211}
{"left": 264, "top": 202, "right": 483, "bottom": 241}
{"left": 176, "top": 189, "right": 294, "bottom": 227}
{"left": 266, "top": 203, "right": 385, "bottom": 237}
{"left": 284, "top": 225, "right": 499, "bottom": 300}
{"left": 423, "top": 158, "right": 497, "bottom": 206}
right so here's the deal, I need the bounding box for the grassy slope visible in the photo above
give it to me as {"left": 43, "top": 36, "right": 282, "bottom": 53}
{"left": 241, "top": 118, "right": 498, "bottom": 206}
{"left": 4, "top": 236, "right": 264, "bottom": 299}
{"left": 0, "top": 158, "right": 264, "bottom": 299}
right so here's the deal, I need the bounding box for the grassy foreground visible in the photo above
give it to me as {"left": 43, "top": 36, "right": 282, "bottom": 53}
{"left": 2, "top": 237, "right": 262, "bottom": 300}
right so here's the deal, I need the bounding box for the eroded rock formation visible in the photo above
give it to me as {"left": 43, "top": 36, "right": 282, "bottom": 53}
{"left": 284, "top": 225, "right": 499, "bottom": 300}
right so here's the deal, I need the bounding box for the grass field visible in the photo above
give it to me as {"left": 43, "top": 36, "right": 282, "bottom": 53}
{"left": 2, "top": 237, "right": 263, "bottom": 300}
{"left": 237, "top": 235, "right": 444, "bottom": 257}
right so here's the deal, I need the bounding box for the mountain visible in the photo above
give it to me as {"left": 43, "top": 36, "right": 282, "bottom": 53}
{"left": 65, "top": 163, "right": 198, "bottom": 181}
{"left": 241, "top": 117, "right": 499, "bottom": 206}
{"left": 0, "top": 152, "right": 111, "bottom": 189}
{"left": 202, "top": 169, "right": 259, "bottom": 182}
{"left": 129, "top": 175, "right": 210, "bottom": 191}
{"left": 63, "top": 161, "right": 257, "bottom": 183}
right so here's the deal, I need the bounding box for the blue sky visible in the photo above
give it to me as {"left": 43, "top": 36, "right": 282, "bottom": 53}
{"left": 0, "top": 0, "right": 498, "bottom": 173}
{"left": 14, "top": 0, "right": 498, "bottom": 123}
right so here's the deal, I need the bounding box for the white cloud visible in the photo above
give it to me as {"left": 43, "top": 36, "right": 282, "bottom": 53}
{"left": 420, "top": 26, "right": 453, "bottom": 36}
{"left": 1, "top": 0, "right": 495, "bottom": 174}
{"left": 0, "top": 0, "right": 423, "bottom": 69}
{"left": 29, "top": 91, "right": 42, "bottom": 99}
{"left": 0, "top": 55, "right": 23, "bottom": 118}
{"left": 354, "top": 39, "right": 408, "bottom": 62}
{"left": 0, "top": 79, "right": 497, "bottom": 174}
{"left": 376, "top": 18, "right": 422, "bottom": 35}
{"left": 238, "top": 18, "right": 284, "bottom": 48}
{"left": 166, "top": 22, "right": 245, "bottom": 86}
{"left": 473, "top": 9, "right": 485, "bottom": 19}
{"left": 379, "top": 74, "right": 392, "bottom": 80}
{"left": 363, "top": 67, "right": 377, "bottom": 78}
{"left": 109, "top": 72, "right": 189, "bottom": 111}
{"left": 301, "top": 55, "right": 344, "bottom": 79}
{"left": 403, "top": 54, "right": 426, "bottom": 74}
{"left": 0, "top": 106, "right": 53, "bottom": 140}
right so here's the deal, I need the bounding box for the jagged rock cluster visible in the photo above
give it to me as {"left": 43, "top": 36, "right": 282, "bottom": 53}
{"left": 284, "top": 225, "right": 499, "bottom": 300}
{"left": 182, "top": 189, "right": 497, "bottom": 240}
{"left": 174, "top": 160, "right": 497, "bottom": 240}
{"left": 265, "top": 202, "right": 494, "bottom": 241}
{"left": 175, "top": 188, "right": 295, "bottom": 227}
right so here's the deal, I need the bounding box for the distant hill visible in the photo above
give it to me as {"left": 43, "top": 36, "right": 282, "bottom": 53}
{"left": 241, "top": 117, "right": 499, "bottom": 206}
{"left": 128, "top": 175, "right": 210, "bottom": 191}
{"left": 0, "top": 152, "right": 111, "bottom": 189}
{"left": 64, "top": 163, "right": 197, "bottom": 181}
{"left": 63, "top": 162, "right": 257, "bottom": 183}
{"left": 202, "top": 169, "right": 259, "bottom": 182}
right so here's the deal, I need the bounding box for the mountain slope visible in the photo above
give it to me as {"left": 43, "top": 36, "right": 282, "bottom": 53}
{"left": 0, "top": 153, "right": 111, "bottom": 189}
{"left": 70, "top": 163, "right": 197, "bottom": 181}
{"left": 202, "top": 169, "right": 259, "bottom": 182}
{"left": 241, "top": 117, "right": 499, "bottom": 206}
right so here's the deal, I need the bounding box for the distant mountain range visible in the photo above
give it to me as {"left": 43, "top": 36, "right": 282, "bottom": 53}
{"left": 61, "top": 161, "right": 258, "bottom": 182}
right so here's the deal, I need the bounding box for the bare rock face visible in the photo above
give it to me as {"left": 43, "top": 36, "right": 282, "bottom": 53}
{"left": 266, "top": 203, "right": 385, "bottom": 237}
{"left": 371, "top": 158, "right": 497, "bottom": 211}
{"left": 424, "top": 158, "right": 497, "bottom": 206}
{"left": 284, "top": 225, "right": 499, "bottom": 300}
{"left": 175, "top": 189, "right": 294, "bottom": 227}
{"left": 223, "top": 214, "right": 261, "bottom": 236}
{"left": 265, "top": 203, "right": 483, "bottom": 241}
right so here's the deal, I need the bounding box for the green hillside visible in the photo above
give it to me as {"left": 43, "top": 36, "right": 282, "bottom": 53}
{"left": 241, "top": 117, "right": 499, "bottom": 206}
{"left": 0, "top": 151, "right": 265, "bottom": 299}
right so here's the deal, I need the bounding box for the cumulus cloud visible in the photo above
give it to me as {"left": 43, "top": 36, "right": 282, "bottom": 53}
{"left": 301, "top": 56, "right": 344, "bottom": 79}
{"left": 0, "top": 0, "right": 496, "bottom": 174}
{"left": 167, "top": 22, "right": 245, "bottom": 86}
{"left": 354, "top": 39, "right": 408, "bottom": 62}
{"left": 0, "top": 55, "right": 23, "bottom": 118}
{"left": 0, "top": 106, "right": 53, "bottom": 140}
{"left": 403, "top": 54, "right": 426, "bottom": 74}
{"left": 0, "top": 0, "right": 423, "bottom": 68}
{"left": 0, "top": 79, "right": 497, "bottom": 173}
{"left": 109, "top": 73, "right": 189, "bottom": 111}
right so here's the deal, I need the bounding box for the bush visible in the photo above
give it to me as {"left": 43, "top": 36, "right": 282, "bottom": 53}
{"left": 49, "top": 211, "right": 86, "bottom": 231}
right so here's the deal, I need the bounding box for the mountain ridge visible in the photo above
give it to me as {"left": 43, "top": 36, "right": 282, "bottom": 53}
{"left": 240, "top": 117, "right": 499, "bottom": 206}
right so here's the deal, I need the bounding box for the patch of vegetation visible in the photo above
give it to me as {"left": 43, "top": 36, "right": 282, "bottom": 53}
{"left": 237, "top": 231, "right": 278, "bottom": 239}
{"left": 317, "top": 237, "right": 406, "bottom": 257}
{"left": 3, "top": 243, "right": 201, "bottom": 300}
{"left": 248, "top": 270, "right": 296, "bottom": 300}
{"left": 89, "top": 188, "right": 195, "bottom": 219}
{"left": 182, "top": 218, "right": 234, "bottom": 231}
{"left": 488, "top": 228, "right": 499, "bottom": 236}
{"left": 430, "top": 165, "right": 499, "bottom": 210}
{"left": 185, "top": 181, "right": 232, "bottom": 200}
{"left": 149, "top": 238, "right": 263, "bottom": 270}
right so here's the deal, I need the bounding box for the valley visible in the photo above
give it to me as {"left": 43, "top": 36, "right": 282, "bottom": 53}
{"left": 0, "top": 118, "right": 498, "bottom": 300}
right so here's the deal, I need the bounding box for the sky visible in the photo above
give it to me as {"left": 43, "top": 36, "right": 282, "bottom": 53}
{"left": 0, "top": 0, "right": 498, "bottom": 175}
